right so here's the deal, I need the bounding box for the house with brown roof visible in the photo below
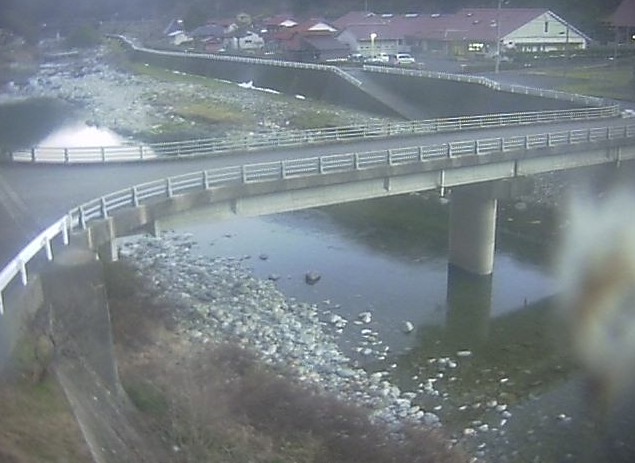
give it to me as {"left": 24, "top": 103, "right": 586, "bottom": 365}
{"left": 272, "top": 18, "right": 350, "bottom": 62}
{"left": 332, "top": 8, "right": 590, "bottom": 59}
{"left": 336, "top": 22, "right": 408, "bottom": 57}
{"left": 406, "top": 8, "right": 590, "bottom": 58}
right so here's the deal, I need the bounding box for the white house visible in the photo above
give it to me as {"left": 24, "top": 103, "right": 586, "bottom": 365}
{"left": 227, "top": 31, "right": 264, "bottom": 51}
{"left": 405, "top": 8, "right": 590, "bottom": 57}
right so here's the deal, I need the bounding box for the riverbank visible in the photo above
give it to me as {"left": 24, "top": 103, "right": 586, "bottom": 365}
{"left": 109, "top": 232, "right": 472, "bottom": 463}
{"left": 0, "top": 41, "right": 397, "bottom": 143}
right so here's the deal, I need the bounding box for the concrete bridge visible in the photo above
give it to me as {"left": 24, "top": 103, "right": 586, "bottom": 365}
{"left": 2, "top": 114, "right": 635, "bottom": 303}
{"left": 1, "top": 44, "right": 635, "bottom": 376}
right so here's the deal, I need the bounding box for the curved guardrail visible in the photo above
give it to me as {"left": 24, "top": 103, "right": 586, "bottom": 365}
{"left": 3, "top": 120, "right": 635, "bottom": 313}
{"left": 363, "top": 65, "right": 608, "bottom": 108}
{"left": 7, "top": 105, "right": 621, "bottom": 163}
{"left": 114, "top": 35, "right": 364, "bottom": 87}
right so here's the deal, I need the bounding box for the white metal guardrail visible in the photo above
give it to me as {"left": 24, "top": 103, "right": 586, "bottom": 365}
{"left": 363, "top": 65, "right": 608, "bottom": 108}
{"left": 114, "top": 35, "right": 364, "bottom": 87}
{"left": 8, "top": 105, "right": 620, "bottom": 163}
{"left": 3, "top": 120, "right": 635, "bottom": 314}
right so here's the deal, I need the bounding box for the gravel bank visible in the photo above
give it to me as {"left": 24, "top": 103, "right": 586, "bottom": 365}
{"left": 119, "top": 233, "right": 443, "bottom": 434}
{"left": 2, "top": 44, "right": 396, "bottom": 142}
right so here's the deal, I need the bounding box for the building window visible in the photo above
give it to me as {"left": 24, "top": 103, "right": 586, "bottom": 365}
{"left": 544, "top": 21, "right": 549, "bottom": 33}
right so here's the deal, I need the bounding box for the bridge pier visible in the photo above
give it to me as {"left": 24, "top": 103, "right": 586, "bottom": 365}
{"left": 445, "top": 264, "right": 492, "bottom": 348}
{"left": 448, "top": 183, "right": 498, "bottom": 275}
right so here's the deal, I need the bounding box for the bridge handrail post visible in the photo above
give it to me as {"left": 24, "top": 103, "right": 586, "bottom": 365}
{"left": 79, "top": 206, "right": 87, "bottom": 230}
{"left": 280, "top": 161, "right": 286, "bottom": 179}
{"left": 64, "top": 148, "right": 69, "bottom": 163}
{"left": 101, "top": 147, "right": 106, "bottom": 162}
{"left": 131, "top": 186, "right": 139, "bottom": 207}
{"left": 100, "top": 197, "right": 108, "bottom": 218}
{"left": 45, "top": 238, "right": 53, "bottom": 261}
{"left": 354, "top": 153, "right": 360, "bottom": 170}
{"left": 475, "top": 140, "right": 479, "bottom": 155}
{"left": 447, "top": 143, "right": 452, "bottom": 157}
{"left": 139, "top": 145, "right": 144, "bottom": 160}
{"left": 241, "top": 165, "right": 248, "bottom": 183}
{"left": 387, "top": 149, "right": 393, "bottom": 165}
{"left": 31, "top": 148, "right": 36, "bottom": 162}
{"left": 18, "top": 260, "right": 27, "bottom": 286}
{"left": 319, "top": 157, "right": 325, "bottom": 174}
{"left": 202, "top": 170, "right": 210, "bottom": 189}
{"left": 166, "top": 178, "right": 174, "bottom": 197}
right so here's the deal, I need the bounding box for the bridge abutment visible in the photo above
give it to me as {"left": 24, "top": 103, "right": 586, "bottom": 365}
{"left": 448, "top": 183, "right": 498, "bottom": 275}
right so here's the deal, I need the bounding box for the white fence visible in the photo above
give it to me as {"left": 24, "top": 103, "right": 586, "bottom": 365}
{"left": 8, "top": 106, "right": 620, "bottom": 163}
{"left": 363, "top": 65, "right": 608, "bottom": 108}
{"left": 3, "top": 120, "right": 635, "bottom": 314}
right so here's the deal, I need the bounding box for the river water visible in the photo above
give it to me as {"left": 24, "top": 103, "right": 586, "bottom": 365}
{"left": 157, "top": 192, "right": 634, "bottom": 462}
{"left": 3, "top": 97, "right": 635, "bottom": 462}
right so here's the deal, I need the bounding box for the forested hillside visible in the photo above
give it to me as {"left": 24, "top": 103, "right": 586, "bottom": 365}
{"left": 0, "top": 0, "right": 624, "bottom": 43}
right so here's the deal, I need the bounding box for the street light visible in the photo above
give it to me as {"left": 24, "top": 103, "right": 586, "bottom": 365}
{"left": 370, "top": 32, "right": 377, "bottom": 60}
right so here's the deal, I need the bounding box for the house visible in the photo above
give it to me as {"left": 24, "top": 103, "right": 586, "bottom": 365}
{"left": 336, "top": 22, "right": 407, "bottom": 57}
{"left": 609, "top": 0, "right": 635, "bottom": 43}
{"left": 332, "top": 11, "right": 387, "bottom": 29}
{"left": 226, "top": 30, "right": 265, "bottom": 51}
{"left": 406, "top": 9, "right": 590, "bottom": 58}
{"left": 167, "top": 30, "right": 192, "bottom": 46}
{"left": 273, "top": 18, "right": 349, "bottom": 62}
{"left": 190, "top": 24, "right": 226, "bottom": 52}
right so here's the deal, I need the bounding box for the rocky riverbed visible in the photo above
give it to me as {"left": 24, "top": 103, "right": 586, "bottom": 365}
{"left": 118, "top": 233, "right": 443, "bottom": 435}
{"left": 1, "top": 42, "right": 396, "bottom": 142}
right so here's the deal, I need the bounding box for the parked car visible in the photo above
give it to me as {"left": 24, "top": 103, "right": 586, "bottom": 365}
{"left": 393, "top": 53, "right": 415, "bottom": 65}
{"left": 368, "top": 52, "right": 390, "bottom": 64}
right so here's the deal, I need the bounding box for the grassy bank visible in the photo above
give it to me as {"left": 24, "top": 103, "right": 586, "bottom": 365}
{"left": 524, "top": 59, "right": 635, "bottom": 101}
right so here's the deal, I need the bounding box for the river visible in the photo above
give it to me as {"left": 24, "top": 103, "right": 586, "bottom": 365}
{"left": 3, "top": 97, "right": 634, "bottom": 462}
{"left": 156, "top": 191, "right": 635, "bottom": 462}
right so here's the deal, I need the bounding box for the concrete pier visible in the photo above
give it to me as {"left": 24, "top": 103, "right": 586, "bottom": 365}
{"left": 445, "top": 264, "right": 493, "bottom": 348}
{"left": 448, "top": 183, "right": 498, "bottom": 275}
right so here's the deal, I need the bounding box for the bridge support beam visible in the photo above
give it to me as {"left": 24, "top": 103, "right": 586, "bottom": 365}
{"left": 448, "top": 183, "right": 497, "bottom": 276}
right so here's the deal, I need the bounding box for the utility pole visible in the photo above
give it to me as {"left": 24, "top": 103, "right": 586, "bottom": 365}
{"left": 495, "top": 0, "right": 502, "bottom": 73}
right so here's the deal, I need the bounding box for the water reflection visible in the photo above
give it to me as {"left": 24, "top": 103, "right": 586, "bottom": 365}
{"left": 152, "top": 195, "right": 577, "bottom": 460}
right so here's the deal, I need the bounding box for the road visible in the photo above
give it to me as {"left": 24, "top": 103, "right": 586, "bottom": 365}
{"left": 0, "top": 115, "right": 632, "bottom": 269}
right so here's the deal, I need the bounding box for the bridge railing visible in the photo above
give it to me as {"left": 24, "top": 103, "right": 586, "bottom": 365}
{"left": 7, "top": 105, "right": 621, "bottom": 164}
{"left": 3, "top": 120, "right": 635, "bottom": 314}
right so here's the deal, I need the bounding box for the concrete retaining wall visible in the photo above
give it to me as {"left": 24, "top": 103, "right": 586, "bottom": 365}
{"left": 130, "top": 49, "right": 403, "bottom": 118}
{"left": 361, "top": 72, "right": 579, "bottom": 118}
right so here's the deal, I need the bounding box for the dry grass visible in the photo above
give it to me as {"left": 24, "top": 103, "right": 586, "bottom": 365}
{"left": 106, "top": 260, "right": 472, "bottom": 463}
{"left": 0, "top": 338, "right": 92, "bottom": 463}
{"left": 172, "top": 102, "right": 248, "bottom": 125}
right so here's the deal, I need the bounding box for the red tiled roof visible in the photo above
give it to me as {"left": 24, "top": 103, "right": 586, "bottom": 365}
{"left": 338, "top": 22, "right": 405, "bottom": 41}
{"left": 405, "top": 8, "right": 548, "bottom": 42}
{"left": 332, "top": 11, "right": 387, "bottom": 29}
{"left": 262, "top": 14, "right": 297, "bottom": 27}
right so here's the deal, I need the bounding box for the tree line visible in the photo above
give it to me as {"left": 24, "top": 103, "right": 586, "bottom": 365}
{"left": 0, "top": 0, "right": 624, "bottom": 44}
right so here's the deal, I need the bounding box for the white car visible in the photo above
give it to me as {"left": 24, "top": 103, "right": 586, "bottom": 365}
{"left": 367, "top": 52, "right": 390, "bottom": 64}
{"left": 394, "top": 53, "right": 415, "bottom": 65}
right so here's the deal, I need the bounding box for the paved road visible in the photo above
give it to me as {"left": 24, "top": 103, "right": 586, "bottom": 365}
{"left": 1, "top": 115, "right": 632, "bottom": 270}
